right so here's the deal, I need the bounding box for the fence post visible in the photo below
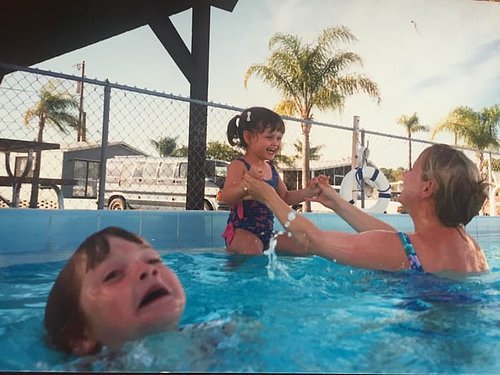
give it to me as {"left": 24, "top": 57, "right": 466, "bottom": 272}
{"left": 360, "top": 128, "right": 365, "bottom": 208}
{"left": 97, "top": 80, "right": 111, "bottom": 210}
{"left": 351, "top": 115, "right": 360, "bottom": 170}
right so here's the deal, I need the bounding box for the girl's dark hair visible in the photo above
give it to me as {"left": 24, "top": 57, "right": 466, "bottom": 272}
{"left": 226, "top": 106, "right": 285, "bottom": 148}
{"left": 44, "top": 227, "right": 144, "bottom": 354}
{"left": 421, "top": 144, "right": 488, "bottom": 227}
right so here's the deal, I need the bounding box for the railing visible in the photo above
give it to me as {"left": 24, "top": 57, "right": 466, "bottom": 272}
{"left": 1, "top": 61, "right": 499, "bottom": 213}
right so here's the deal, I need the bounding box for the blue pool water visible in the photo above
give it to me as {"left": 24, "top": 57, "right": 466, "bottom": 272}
{"left": 1, "top": 236, "right": 499, "bottom": 373}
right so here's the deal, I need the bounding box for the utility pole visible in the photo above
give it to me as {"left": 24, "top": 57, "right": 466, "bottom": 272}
{"left": 76, "top": 61, "right": 86, "bottom": 142}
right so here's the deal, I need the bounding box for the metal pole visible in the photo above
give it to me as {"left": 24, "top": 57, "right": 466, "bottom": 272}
{"left": 350, "top": 115, "right": 360, "bottom": 208}
{"left": 97, "top": 80, "right": 111, "bottom": 210}
{"left": 360, "top": 128, "right": 365, "bottom": 208}
{"left": 351, "top": 115, "right": 359, "bottom": 169}
{"left": 77, "top": 61, "right": 85, "bottom": 142}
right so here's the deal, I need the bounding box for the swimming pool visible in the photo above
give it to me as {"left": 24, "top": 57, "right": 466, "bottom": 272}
{"left": 0, "top": 210, "right": 499, "bottom": 372}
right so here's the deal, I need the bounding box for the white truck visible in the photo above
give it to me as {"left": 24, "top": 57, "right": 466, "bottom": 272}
{"left": 104, "top": 156, "right": 229, "bottom": 210}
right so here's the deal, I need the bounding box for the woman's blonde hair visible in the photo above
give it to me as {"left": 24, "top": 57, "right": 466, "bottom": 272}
{"left": 420, "top": 144, "right": 488, "bottom": 226}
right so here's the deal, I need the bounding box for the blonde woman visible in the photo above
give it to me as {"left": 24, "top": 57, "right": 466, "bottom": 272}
{"left": 242, "top": 144, "right": 489, "bottom": 275}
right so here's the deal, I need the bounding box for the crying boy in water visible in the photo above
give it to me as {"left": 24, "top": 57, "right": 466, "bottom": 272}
{"left": 44, "top": 227, "right": 186, "bottom": 356}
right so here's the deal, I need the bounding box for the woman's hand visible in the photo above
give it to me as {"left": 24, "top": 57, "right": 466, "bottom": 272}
{"left": 248, "top": 166, "right": 264, "bottom": 180}
{"left": 307, "top": 181, "right": 338, "bottom": 209}
{"left": 305, "top": 175, "right": 329, "bottom": 198}
{"left": 241, "top": 172, "right": 276, "bottom": 204}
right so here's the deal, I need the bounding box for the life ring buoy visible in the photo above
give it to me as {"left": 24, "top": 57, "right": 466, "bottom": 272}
{"left": 340, "top": 166, "right": 391, "bottom": 213}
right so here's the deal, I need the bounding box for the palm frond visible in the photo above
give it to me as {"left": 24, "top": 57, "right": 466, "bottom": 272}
{"left": 274, "top": 100, "right": 298, "bottom": 117}
{"left": 23, "top": 80, "right": 79, "bottom": 136}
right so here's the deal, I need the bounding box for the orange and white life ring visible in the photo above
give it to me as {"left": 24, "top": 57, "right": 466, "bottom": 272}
{"left": 340, "top": 166, "right": 391, "bottom": 213}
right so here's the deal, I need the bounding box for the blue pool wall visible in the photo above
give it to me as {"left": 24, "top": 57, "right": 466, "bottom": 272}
{"left": 0, "top": 209, "right": 498, "bottom": 267}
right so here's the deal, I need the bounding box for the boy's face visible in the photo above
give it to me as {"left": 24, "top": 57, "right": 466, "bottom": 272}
{"left": 79, "top": 236, "right": 185, "bottom": 349}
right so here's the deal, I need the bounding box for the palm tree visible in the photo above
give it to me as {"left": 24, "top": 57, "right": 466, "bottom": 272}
{"left": 274, "top": 153, "right": 296, "bottom": 168}
{"left": 151, "top": 136, "right": 178, "bottom": 157}
{"left": 431, "top": 108, "right": 466, "bottom": 145}
{"left": 396, "top": 112, "right": 429, "bottom": 170}
{"left": 23, "top": 81, "right": 79, "bottom": 208}
{"left": 171, "top": 146, "right": 189, "bottom": 157}
{"left": 206, "top": 141, "right": 242, "bottom": 162}
{"left": 292, "top": 140, "right": 324, "bottom": 161}
{"left": 432, "top": 105, "right": 500, "bottom": 178}
{"left": 244, "top": 26, "right": 381, "bottom": 211}
{"left": 274, "top": 140, "right": 323, "bottom": 169}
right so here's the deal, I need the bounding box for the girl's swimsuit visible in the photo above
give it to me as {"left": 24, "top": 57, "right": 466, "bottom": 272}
{"left": 222, "top": 158, "right": 279, "bottom": 250}
{"left": 397, "top": 232, "right": 424, "bottom": 272}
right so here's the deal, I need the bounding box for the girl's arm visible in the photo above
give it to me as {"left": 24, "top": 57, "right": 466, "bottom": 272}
{"left": 309, "top": 182, "right": 396, "bottom": 232}
{"left": 220, "top": 160, "right": 249, "bottom": 207}
{"left": 243, "top": 174, "right": 407, "bottom": 270}
{"left": 275, "top": 175, "right": 325, "bottom": 206}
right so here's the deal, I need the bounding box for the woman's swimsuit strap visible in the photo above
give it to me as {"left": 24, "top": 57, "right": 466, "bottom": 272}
{"left": 397, "top": 232, "right": 424, "bottom": 272}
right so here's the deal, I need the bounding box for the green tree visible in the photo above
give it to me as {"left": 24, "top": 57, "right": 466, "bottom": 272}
{"left": 396, "top": 112, "right": 429, "bottom": 170}
{"left": 274, "top": 153, "right": 296, "bottom": 167}
{"left": 380, "top": 167, "right": 405, "bottom": 182}
{"left": 244, "top": 26, "right": 381, "bottom": 211}
{"left": 162, "top": 141, "right": 242, "bottom": 160}
{"left": 274, "top": 140, "right": 323, "bottom": 168}
{"left": 171, "top": 146, "right": 189, "bottom": 157}
{"left": 292, "top": 140, "right": 324, "bottom": 161}
{"left": 24, "top": 81, "right": 79, "bottom": 208}
{"left": 150, "top": 136, "right": 178, "bottom": 157}
{"left": 432, "top": 105, "right": 500, "bottom": 178}
{"left": 431, "top": 109, "right": 464, "bottom": 145}
{"left": 206, "top": 141, "right": 242, "bottom": 161}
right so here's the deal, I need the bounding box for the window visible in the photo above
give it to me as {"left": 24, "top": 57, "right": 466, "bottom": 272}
{"left": 159, "top": 162, "right": 175, "bottom": 179}
{"left": 73, "top": 159, "right": 99, "bottom": 198}
{"left": 132, "top": 162, "right": 145, "bottom": 178}
{"left": 215, "top": 161, "right": 228, "bottom": 178}
{"left": 178, "top": 162, "right": 188, "bottom": 179}
{"left": 143, "top": 162, "right": 158, "bottom": 180}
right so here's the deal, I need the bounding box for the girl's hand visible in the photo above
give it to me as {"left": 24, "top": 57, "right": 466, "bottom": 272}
{"left": 307, "top": 182, "right": 337, "bottom": 208}
{"left": 315, "top": 175, "right": 330, "bottom": 185}
{"left": 306, "top": 175, "right": 329, "bottom": 197}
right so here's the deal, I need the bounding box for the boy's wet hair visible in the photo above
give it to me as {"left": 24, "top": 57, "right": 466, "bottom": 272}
{"left": 44, "top": 227, "right": 145, "bottom": 354}
{"left": 226, "top": 106, "right": 285, "bottom": 149}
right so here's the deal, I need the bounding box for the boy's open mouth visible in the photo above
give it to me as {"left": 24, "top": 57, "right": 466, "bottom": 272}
{"left": 138, "top": 287, "right": 170, "bottom": 309}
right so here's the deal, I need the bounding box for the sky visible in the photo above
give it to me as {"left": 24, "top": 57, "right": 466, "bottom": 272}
{"left": 34, "top": 0, "right": 500, "bottom": 167}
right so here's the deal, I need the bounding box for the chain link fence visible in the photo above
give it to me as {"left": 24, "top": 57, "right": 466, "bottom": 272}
{"left": 1, "top": 62, "right": 499, "bottom": 213}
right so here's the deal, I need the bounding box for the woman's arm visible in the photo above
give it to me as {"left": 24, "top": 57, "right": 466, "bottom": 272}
{"left": 310, "top": 183, "right": 396, "bottom": 232}
{"left": 243, "top": 173, "right": 407, "bottom": 270}
{"left": 276, "top": 175, "right": 326, "bottom": 206}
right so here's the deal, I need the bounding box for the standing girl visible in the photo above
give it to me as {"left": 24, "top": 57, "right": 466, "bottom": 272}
{"left": 221, "top": 106, "right": 324, "bottom": 255}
